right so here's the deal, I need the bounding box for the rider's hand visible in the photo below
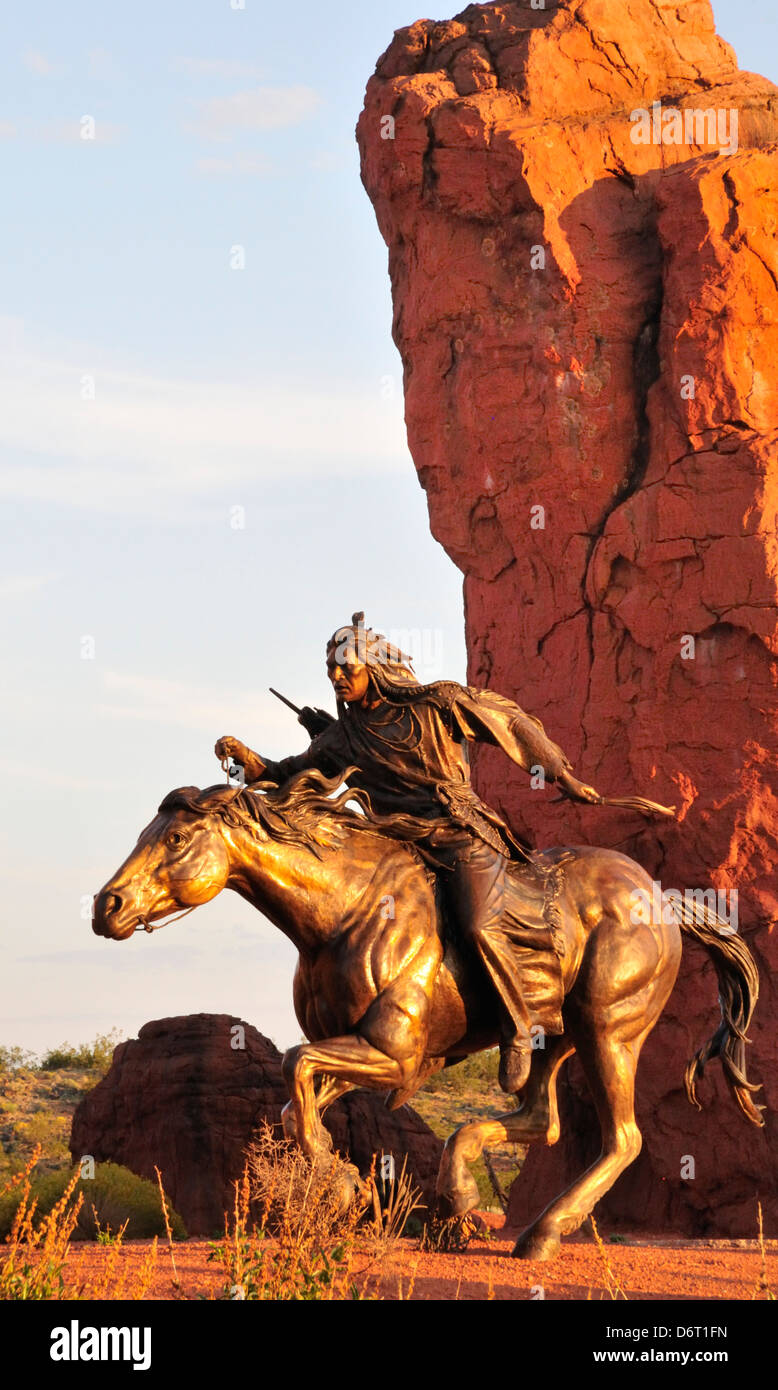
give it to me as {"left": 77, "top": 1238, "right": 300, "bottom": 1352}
{"left": 214, "top": 736, "right": 249, "bottom": 764}
{"left": 215, "top": 736, "right": 267, "bottom": 784}
{"left": 557, "top": 769, "right": 603, "bottom": 804}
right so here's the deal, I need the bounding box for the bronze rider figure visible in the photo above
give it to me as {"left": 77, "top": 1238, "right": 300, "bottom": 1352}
{"left": 215, "top": 613, "right": 669, "bottom": 1094}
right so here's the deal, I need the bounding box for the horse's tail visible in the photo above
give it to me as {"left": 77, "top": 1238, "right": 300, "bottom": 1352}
{"left": 675, "top": 897, "right": 764, "bottom": 1127}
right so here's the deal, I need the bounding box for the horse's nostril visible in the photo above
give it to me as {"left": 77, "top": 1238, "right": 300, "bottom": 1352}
{"left": 102, "top": 892, "right": 122, "bottom": 917}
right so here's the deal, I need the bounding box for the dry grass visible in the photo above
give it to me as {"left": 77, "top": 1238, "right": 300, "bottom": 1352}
{"left": 395, "top": 1252, "right": 422, "bottom": 1300}
{"left": 752, "top": 1203, "right": 776, "bottom": 1301}
{"left": 208, "top": 1122, "right": 370, "bottom": 1299}
{"left": 0, "top": 1145, "right": 82, "bottom": 1299}
{"left": 208, "top": 1167, "right": 363, "bottom": 1300}
{"left": 366, "top": 1153, "right": 424, "bottom": 1259}
{"left": 244, "top": 1122, "right": 366, "bottom": 1247}
{"left": 417, "top": 1210, "right": 478, "bottom": 1253}
{"left": 588, "top": 1216, "right": 628, "bottom": 1300}
{"left": 73, "top": 1234, "right": 159, "bottom": 1301}
{"left": 0, "top": 1128, "right": 424, "bottom": 1302}
{"left": 208, "top": 1123, "right": 425, "bottom": 1300}
{"left": 8, "top": 1126, "right": 771, "bottom": 1303}
{"left": 0, "top": 1146, "right": 159, "bottom": 1300}
{"left": 154, "top": 1167, "right": 181, "bottom": 1294}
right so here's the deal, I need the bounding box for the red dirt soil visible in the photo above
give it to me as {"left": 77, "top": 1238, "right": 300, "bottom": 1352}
{"left": 62, "top": 1224, "right": 778, "bottom": 1302}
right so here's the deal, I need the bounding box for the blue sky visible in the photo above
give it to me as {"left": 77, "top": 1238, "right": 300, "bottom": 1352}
{"left": 1, "top": 0, "right": 776, "bottom": 1055}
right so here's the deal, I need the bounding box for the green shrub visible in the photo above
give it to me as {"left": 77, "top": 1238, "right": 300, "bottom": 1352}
{"left": 40, "top": 1029, "right": 122, "bottom": 1073}
{"left": 0, "top": 1162, "right": 186, "bottom": 1241}
{"left": 420, "top": 1048, "right": 500, "bottom": 1095}
{"left": 0, "top": 1045, "right": 38, "bottom": 1072}
{"left": 12, "top": 1112, "right": 72, "bottom": 1175}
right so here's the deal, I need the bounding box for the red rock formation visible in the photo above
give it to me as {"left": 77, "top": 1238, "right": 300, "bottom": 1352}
{"left": 69, "top": 1015, "right": 442, "bottom": 1235}
{"left": 358, "top": 0, "right": 778, "bottom": 1235}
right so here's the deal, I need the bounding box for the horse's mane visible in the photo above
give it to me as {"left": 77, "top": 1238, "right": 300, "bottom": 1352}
{"left": 158, "top": 767, "right": 382, "bottom": 860}
{"left": 158, "top": 766, "right": 443, "bottom": 866}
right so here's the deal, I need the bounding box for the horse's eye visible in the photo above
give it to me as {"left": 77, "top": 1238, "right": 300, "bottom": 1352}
{"left": 166, "top": 831, "right": 186, "bottom": 849}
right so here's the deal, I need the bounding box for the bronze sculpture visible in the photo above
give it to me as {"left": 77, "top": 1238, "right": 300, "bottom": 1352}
{"left": 93, "top": 614, "right": 763, "bottom": 1259}
{"left": 221, "top": 612, "right": 677, "bottom": 1095}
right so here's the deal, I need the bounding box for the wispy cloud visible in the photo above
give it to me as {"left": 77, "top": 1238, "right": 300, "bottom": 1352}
{"left": 87, "top": 48, "right": 119, "bottom": 81}
{"left": 173, "top": 57, "right": 266, "bottom": 80}
{"left": 0, "top": 122, "right": 17, "bottom": 139}
{"left": 97, "top": 671, "right": 296, "bottom": 736}
{"left": 309, "top": 151, "right": 349, "bottom": 173}
{"left": 0, "top": 758, "right": 119, "bottom": 791}
{"left": 24, "top": 50, "right": 60, "bottom": 77}
{"left": 0, "top": 318, "right": 409, "bottom": 514}
{"left": 0, "top": 573, "right": 57, "bottom": 599}
{"left": 195, "top": 152, "right": 273, "bottom": 176}
{"left": 35, "top": 118, "right": 123, "bottom": 145}
{"left": 187, "top": 85, "right": 320, "bottom": 138}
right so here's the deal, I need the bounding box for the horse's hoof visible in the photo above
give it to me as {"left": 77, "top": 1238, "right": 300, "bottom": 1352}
{"left": 349, "top": 1164, "right": 373, "bottom": 1208}
{"left": 437, "top": 1172, "right": 481, "bottom": 1217}
{"left": 328, "top": 1168, "right": 354, "bottom": 1215}
{"left": 329, "top": 1160, "right": 368, "bottom": 1216}
{"left": 280, "top": 1104, "right": 298, "bottom": 1143}
{"left": 512, "top": 1227, "right": 561, "bottom": 1261}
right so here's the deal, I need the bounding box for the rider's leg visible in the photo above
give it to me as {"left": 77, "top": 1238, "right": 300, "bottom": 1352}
{"left": 442, "top": 835, "right": 534, "bottom": 1094}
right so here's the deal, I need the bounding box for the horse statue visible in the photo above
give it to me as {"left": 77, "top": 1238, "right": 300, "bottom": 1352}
{"left": 92, "top": 767, "right": 763, "bottom": 1260}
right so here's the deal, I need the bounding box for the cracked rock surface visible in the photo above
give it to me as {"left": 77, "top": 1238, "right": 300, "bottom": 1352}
{"left": 358, "top": 0, "right": 778, "bottom": 1235}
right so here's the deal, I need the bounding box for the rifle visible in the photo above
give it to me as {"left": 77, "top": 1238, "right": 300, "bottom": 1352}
{"left": 269, "top": 688, "right": 336, "bottom": 739}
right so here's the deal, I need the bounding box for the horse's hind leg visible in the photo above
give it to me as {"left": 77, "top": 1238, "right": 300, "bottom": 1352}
{"left": 437, "top": 1035, "right": 574, "bottom": 1216}
{"left": 512, "top": 1017, "right": 649, "bottom": 1261}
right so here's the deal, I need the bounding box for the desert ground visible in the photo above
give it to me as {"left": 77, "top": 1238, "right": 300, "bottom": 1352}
{"left": 62, "top": 1225, "right": 778, "bottom": 1301}
{"left": 3, "top": 1044, "right": 775, "bottom": 1302}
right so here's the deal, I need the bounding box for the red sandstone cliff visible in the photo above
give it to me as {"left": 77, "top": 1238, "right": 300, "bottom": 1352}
{"left": 358, "top": 0, "right": 778, "bottom": 1235}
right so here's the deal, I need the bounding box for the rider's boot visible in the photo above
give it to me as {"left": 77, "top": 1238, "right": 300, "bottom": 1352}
{"left": 498, "top": 1024, "right": 533, "bottom": 1094}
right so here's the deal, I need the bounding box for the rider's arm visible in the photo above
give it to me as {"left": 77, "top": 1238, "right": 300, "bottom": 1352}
{"left": 216, "top": 722, "right": 347, "bottom": 788}
{"left": 263, "top": 720, "right": 348, "bottom": 786}
{"left": 447, "top": 685, "right": 602, "bottom": 803}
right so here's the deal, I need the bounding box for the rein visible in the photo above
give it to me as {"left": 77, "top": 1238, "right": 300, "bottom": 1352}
{"left": 135, "top": 905, "right": 198, "bottom": 934}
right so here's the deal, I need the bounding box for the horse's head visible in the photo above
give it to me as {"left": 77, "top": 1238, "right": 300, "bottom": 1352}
{"left": 92, "top": 785, "right": 239, "bottom": 940}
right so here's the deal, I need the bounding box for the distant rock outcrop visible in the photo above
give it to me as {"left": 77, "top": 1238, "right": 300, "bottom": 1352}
{"left": 70, "top": 1015, "right": 443, "bottom": 1235}
{"left": 358, "top": 0, "right": 778, "bottom": 1234}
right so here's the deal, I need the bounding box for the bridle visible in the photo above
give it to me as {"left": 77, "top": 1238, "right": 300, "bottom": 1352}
{"left": 134, "top": 757, "right": 237, "bottom": 934}
{"left": 135, "top": 904, "right": 198, "bottom": 934}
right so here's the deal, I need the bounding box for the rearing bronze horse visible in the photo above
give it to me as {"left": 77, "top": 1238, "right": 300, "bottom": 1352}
{"left": 92, "top": 766, "right": 762, "bottom": 1260}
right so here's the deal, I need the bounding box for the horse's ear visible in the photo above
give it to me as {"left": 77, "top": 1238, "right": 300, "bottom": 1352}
{"left": 158, "top": 786, "right": 202, "bottom": 813}
{"left": 158, "top": 784, "right": 244, "bottom": 817}
{"left": 195, "top": 784, "right": 244, "bottom": 808}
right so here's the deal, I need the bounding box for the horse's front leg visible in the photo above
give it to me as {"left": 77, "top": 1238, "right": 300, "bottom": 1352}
{"left": 280, "top": 1075, "right": 353, "bottom": 1145}
{"left": 282, "top": 1033, "right": 408, "bottom": 1166}
{"left": 281, "top": 1033, "right": 413, "bottom": 1211}
{"left": 282, "top": 976, "right": 431, "bottom": 1162}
